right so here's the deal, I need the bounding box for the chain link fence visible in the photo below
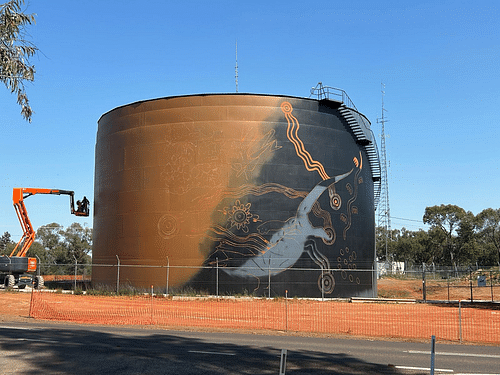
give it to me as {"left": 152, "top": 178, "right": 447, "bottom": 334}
{"left": 29, "top": 261, "right": 500, "bottom": 302}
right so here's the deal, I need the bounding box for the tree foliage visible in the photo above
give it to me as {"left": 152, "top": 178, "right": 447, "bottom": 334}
{"left": 30, "top": 222, "right": 92, "bottom": 274}
{"left": 395, "top": 228, "right": 432, "bottom": 265}
{"left": 375, "top": 226, "right": 399, "bottom": 261}
{"left": 379, "top": 204, "right": 500, "bottom": 268}
{"left": 476, "top": 208, "right": 500, "bottom": 265}
{"left": 423, "top": 204, "right": 466, "bottom": 266}
{"left": 0, "top": 0, "right": 37, "bottom": 122}
{"left": 0, "top": 231, "right": 14, "bottom": 254}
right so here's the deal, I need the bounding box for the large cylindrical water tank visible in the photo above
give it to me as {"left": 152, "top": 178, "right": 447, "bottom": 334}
{"left": 93, "top": 94, "right": 378, "bottom": 297}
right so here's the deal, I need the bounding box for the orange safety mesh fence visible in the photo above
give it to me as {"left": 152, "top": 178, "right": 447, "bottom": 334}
{"left": 29, "top": 292, "right": 500, "bottom": 344}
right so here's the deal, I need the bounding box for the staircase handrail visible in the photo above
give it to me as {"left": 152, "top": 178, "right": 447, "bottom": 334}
{"left": 310, "top": 82, "right": 358, "bottom": 111}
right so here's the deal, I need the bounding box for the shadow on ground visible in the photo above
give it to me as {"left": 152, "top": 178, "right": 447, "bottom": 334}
{"left": 0, "top": 323, "right": 421, "bottom": 374}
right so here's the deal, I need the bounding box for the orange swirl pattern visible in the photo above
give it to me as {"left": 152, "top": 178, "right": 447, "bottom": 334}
{"left": 223, "top": 183, "right": 308, "bottom": 199}
{"left": 343, "top": 152, "right": 363, "bottom": 240}
{"left": 281, "top": 102, "right": 330, "bottom": 180}
{"left": 206, "top": 224, "right": 269, "bottom": 263}
{"left": 193, "top": 183, "right": 308, "bottom": 210}
{"left": 311, "top": 201, "right": 336, "bottom": 245}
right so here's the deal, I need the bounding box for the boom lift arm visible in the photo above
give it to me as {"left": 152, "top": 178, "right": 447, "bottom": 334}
{"left": 10, "top": 188, "right": 90, "bottom": 258}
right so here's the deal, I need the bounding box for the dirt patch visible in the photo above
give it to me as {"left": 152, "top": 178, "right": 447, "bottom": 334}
{"left": 377, "top": 277, "right": 499, "bottom": 301}
{"left": 0, "top": 290, "right": 32, "bottom": 323}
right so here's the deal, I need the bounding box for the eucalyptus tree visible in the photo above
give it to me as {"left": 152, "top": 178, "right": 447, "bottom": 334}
{"left": 393, "top": 228, "right": 432, "bottom": 267}
{"left": 455, "top": 211, "right": 479, "bottom": 266}
{"left": 476, "top": 208, "right": 500, "bottom": 267}
{"left": 35, "top": 223, "right": 92, "bottom": 274}
{"left": 375, "top": 226, "right": 399, "bottom": 261}
{"left": 0, "top": 231, "right": 14, "bottom": 255}
{"left": 423, "top": 204, "right": 466, "bottom": 266}
{"left": 1, "top": 0, "right": 38, "bottom": 121}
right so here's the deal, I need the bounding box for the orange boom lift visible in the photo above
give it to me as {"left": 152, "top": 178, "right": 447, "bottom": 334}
{"left": 1, "top": 188, "right": 89, "bottom": 289}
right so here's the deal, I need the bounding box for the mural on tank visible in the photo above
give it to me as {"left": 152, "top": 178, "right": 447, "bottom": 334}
{"left": 194, "top": 101, "right": 368, "bottom": 296}
{"left": 93, "top": 94, "right": 377, "bottom": 298}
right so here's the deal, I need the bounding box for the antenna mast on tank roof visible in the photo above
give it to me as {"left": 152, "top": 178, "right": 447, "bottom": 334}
{"left": 235, "top": 40, "right": 239, "bottom": 93}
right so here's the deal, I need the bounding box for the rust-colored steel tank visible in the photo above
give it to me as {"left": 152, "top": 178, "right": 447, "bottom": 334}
{"left": 93, "top": 93, "right": 380, "bottom": 297}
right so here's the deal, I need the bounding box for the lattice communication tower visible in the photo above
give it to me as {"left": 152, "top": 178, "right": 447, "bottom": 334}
{"left": 377, "top": 83, "right": 391, "bottom": 261}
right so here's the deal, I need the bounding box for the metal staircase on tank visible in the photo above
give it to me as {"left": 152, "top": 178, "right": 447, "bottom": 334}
{"left": 310, "top": 83, "right": 381, "bottom": 209}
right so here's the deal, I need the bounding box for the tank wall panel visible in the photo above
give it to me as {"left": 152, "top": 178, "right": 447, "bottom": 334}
{"left": 93, "top": 94, "right": 376, "bottom": 297}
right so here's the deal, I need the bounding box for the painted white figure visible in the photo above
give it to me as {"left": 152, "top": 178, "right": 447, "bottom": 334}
{"left": 225, "top": 169, "right": 353, "bottom": 278}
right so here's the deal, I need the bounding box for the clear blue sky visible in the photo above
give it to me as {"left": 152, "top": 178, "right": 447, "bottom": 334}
{"left": 1, "top": 0, "right": 499, "bottom": 242}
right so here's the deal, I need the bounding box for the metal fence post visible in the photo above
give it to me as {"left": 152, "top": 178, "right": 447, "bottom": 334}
{"left": 422, "top": 264, "right": 426, "bottom": 301}
{"left": 166, "top": 257, "right": 169, "bottom": 296}
{"left": 73, "top": 256, "right": 78, "bottom": 291}
{"left": 268, "top": 265, "right": 271, "bottom": 299}
{"left": 321, "top": 269, "right": 324, "bottom": 301}
{"left": 490, "top": 270, "right": 494, "bottom": 302}
{"left": 116, "top": 255, "right": 120, "bottom": 294}
{"left": 458, "top": 300, "right": 462, "bottom": 343}
{"left": 150, "top": 284, "right": 154, "bottom": 325}
{"left": 216, "top": 257, "right": 219, "bottom": 298}
{"left": 285, "top": 290, "right": 288, "bottom": 332}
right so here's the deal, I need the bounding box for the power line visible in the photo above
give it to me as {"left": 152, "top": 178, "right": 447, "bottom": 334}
{"left": 392, "top": 216, "right": 423, "bottom": 223}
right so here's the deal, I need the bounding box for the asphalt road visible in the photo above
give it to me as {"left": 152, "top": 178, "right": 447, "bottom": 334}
{"left": 0, "top": 320, "right": 499, "bottom": 374}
